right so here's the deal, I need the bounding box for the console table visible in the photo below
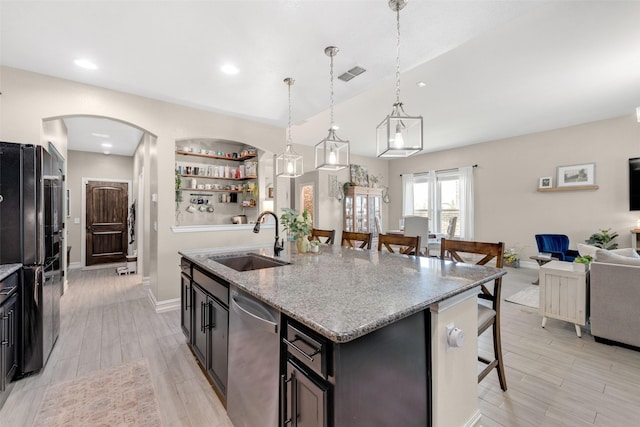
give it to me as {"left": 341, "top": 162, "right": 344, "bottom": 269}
{"left": 539, "top": 261, "right": 589, "bottom": 337}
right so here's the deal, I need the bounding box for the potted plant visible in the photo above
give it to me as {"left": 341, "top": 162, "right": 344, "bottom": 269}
{"left": 280, "top": 208, "right": 313, "bottom": 253}
{"left": 586, "top": 228, "right": 619, "bottom": 250}
{"left": 503, "top": 248, "right": 520, "bottom": 268}
{"left": 574, "top": 255, "right": 593, "bottom": 265}
{"left": 175, "top": 169, "right": 183, "bottom": 204}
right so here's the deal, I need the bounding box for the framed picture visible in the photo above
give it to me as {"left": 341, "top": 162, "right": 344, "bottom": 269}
{"left": 557, "top": 163, "right": 595, "bottom": 187}
{"left": 539, "top": 176, "right": 553, "bottom": 189}
{"left": 350, "top": 164, "right": 369, "bottom": 187}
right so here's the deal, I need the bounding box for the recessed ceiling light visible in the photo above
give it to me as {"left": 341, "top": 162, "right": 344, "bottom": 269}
{"left": 74, "top": 59, "right": 98, "bottom": 70}
{"left": 101, "top": 143, "right": 112, "bottom": 148}
{"left": 416, "top": 81, "right": 427, "bottom": 88}
{"left": 92, "top": 132, "right": 110, "bottom": 138}
{"left": 221, "top": 63, "right": 239, "bottom": 75}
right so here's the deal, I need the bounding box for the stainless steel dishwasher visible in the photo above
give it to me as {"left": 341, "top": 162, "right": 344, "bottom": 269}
{"left": 227, "top": 286, "right": 280, "bottom": 427}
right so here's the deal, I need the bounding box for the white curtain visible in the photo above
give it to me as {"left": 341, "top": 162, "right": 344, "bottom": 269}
{"left": 402, "top": 173, "right": 414, "bottom": 217}
{"left": 427, "top": 170, "right": 437, "bottom": 232}
{"left": 459, "top": 165, "right": 475, "bottom": 239}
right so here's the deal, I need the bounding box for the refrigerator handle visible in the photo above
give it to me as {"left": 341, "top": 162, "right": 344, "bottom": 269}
{"left": 34, "top": 265, "right": 43, "bottom": 306}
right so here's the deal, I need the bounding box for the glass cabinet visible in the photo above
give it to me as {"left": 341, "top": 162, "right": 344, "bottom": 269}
{"left": 343, "top": 186, "right": 382, "bottom": 237}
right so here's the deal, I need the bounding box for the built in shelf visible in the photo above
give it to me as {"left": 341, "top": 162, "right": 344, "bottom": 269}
{"left": 176, "top": 150, "right": 257, "bottom": 161}
{"left": 537, "top": 185, "right": 599, "bottom": 192}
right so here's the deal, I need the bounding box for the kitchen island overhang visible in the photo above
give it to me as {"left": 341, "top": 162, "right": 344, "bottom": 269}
{"left": 180, "top": 243, "right": 504, "bottom": 344}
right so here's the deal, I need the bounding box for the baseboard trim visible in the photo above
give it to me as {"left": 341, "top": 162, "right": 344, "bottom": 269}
{"left": 142, "top": 276, "right": 150, "bottom": 288}
{"left": 69, "top": 262, "right": 82, "bottom": 270}
{"left": 146, "top": 288, "right": 180, "bottom": 313}
{"left": 465, "top": 410, "right": 482, "bottom": 427}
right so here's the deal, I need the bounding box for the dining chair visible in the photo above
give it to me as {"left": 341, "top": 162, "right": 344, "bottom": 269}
{"left": 440, "top": 238, "right": 507, "bottom": 391}
{"left": 341, "top": 231, "right": 372, "bottom": 249}
{"left": 377, "top": 233, "right": 421, "bottom": 256}
{"left": 310, "top": 228, "right": 335, "bottom": 245}
{"left": 403, "top": 216, "right": 430, "bottom": 255}
{"left": 427, "top": 216, "right": 457, "bottom": 257}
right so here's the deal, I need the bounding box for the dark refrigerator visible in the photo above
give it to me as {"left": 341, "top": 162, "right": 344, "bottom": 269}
{"left": 0, "top": 142, "right": 62, "bottom": 376}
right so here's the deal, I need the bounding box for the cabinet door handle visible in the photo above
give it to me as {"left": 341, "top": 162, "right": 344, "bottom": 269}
{"left": 281, "top": 371, "right": 297, "bottom": 426}
{"left": 185, "top": 285, "right": 190, "bottom": 310}
{"left": 1, "top": 314, "right": 7, "bottom": 346}
{"left": 283, "top": 335, "right": 321, "bottom": 362}
{"left": 9, "top": 310, "right": 13, "bottom": 347}
{"left": 200, "top": 301, "right": 205, "bottom": 332}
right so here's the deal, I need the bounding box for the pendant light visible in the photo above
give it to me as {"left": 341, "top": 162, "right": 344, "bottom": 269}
{"left": 276, "top": 77, "right": 303, "bottom": 178}
{"left": 315, "top": 46, "right": 350, "bottom": 170}
{"left": 376, "top": 0, "right": 423, "bottom": 158}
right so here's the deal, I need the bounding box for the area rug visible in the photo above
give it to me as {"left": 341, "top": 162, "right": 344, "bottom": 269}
{"left": 33, "top": 358, "right": 162, "bottom": 427}
{"left": 505, "top": 286, "right": 539, "bottom": 309}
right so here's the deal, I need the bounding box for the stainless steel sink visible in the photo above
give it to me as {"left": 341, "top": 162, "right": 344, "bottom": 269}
{"left": 209, "top": 253, "right": 290, "bottom": 272}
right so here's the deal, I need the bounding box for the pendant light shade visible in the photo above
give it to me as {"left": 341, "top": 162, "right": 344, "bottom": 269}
{"left": 276, "top": 77, "right": 303, "bottom": 178}
{"left": 376, "top": 0, "right": 423, "bottom": 158}
{"left": 315, "top": 46, "right": 350, "bottom": 171}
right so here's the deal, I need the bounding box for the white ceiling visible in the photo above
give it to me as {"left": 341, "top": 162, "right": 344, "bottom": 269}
{"left": 2, "top": 1, "right": 639, "bottom": 157}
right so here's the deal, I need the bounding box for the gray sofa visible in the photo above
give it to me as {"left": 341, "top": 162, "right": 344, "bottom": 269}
{"left": 590, "top": 255, "right": 640, "bottom": 349}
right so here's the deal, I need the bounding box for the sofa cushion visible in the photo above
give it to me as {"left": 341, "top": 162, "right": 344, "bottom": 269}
{"left": 577, "top": 243, "right": 640, "bottom": 259}
{"left": 594, "top": 249, "right": 640, "bottom": 266}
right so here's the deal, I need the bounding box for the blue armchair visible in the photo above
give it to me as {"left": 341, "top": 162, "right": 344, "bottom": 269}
{"left": 535, "top": 234, "right": 579, "bottom": 262}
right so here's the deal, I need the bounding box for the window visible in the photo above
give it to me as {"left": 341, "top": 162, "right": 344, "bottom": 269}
{"left": 403, "top": 167, "right": 474, "bottom": 238}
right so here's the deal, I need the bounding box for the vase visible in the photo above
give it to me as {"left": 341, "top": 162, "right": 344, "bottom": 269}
{"left": 296, "top": 236, "right": 310, "bottom": 254}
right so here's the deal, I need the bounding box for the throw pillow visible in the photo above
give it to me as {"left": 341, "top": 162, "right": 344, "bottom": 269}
{"left": 577, "top": 243, "right": 640, "bottom": 259}
{"left": 594, "top": 249, "right": 640, "bottom": 266}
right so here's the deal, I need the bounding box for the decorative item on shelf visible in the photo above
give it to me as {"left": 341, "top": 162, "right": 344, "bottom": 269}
{"left": 280, "top": 208, "right": 312, "bottom": 253}
{"left": 376, "top": 0, "right": 423, "bottom": 158}
{"left": 557, "top": 163, "right": 596, "bottom": 187}
{"left": 315, "top": 46, "right": 350, "bottom": 170}
{"left": 539, "top": 176, "right": 552, "bottom": 189}
{"left": 503, "top": 248, "right": 520, "bottom": 268}
{"left": 585, "top": 228, "right": 618, "bottom": 250}
{"left": 175, "top": 168, "right": 183, "bottom": 204}
{"left": 276, "top": 77, "right": 303, "bottom": 178}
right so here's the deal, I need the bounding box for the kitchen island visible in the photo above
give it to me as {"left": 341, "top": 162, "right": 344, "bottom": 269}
{"left": 180, "top": 244, "right": 505, "bottom": 427}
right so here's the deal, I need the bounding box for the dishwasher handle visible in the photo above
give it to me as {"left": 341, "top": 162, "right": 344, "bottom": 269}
{"left": 231, "top": 293, "right": 278, "bottom": 334}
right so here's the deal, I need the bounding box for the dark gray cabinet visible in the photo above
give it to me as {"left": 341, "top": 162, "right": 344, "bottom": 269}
{"left": 182, "top": 261, "right": 229, "bottom": 400}
{"left": 283, "top": 358, "right": 329, "bottom": 427}
{"left": 281, "top": 312, "right": 430, "bottom": 427}
{"left": 180, "top": 258, "right": 192, "bottom": 341}
{"left": 1, "top": 270, "right": 19, "bottom": 410}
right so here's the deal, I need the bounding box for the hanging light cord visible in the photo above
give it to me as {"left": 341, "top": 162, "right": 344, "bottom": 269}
{"left": 287, "top": 79, "right": 293, "bottom": 148}
{"left": 329, "top": 51, "right": 335, "bottom": 129}
{"left": 395, "top": 3, "right": 401, "bottom": 106}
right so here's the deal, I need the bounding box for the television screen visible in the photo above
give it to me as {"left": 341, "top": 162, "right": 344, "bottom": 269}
{"left": 630, "top": 157, "right": 640, "bottom": 211}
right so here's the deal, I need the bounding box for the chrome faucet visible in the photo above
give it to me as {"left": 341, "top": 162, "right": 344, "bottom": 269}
{"left": 254, "top": 211, "right": 284, "bottom": 257}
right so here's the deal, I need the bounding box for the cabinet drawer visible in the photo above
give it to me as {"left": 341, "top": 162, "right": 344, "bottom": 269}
{"left": 284, "top": 322, "right": 328, "bottom": 379}
{"left": 193, "top": 267, "right": 229, "bottom": 306}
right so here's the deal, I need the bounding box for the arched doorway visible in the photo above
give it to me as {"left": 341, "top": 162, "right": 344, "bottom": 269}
{"left": 42, "top": 115, "right": 156, "bottom": 281}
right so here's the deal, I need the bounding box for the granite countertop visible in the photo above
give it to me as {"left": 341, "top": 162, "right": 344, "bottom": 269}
{"left": 180, "top": 244, "right": 505, "bottom": 343}
{"left": 0, "top": 263, "right": 22, "bottom": 282}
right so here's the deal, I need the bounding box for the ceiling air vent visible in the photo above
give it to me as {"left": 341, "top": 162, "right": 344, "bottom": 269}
{"left": 338, "top": 66, "right": 366, "bottom": 82}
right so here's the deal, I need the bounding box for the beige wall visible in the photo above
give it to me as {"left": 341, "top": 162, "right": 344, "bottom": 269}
{"left": 0, "top": 66, "right": 281, "bottom": 305}
{"left": 66, "top": 150, "right": 134, "bottom": 265}
{"left": 387, "top": 115, "right": 640, "bottom": 260}
{"left": 4, "top": 64, "right": 639, "bottom": 303}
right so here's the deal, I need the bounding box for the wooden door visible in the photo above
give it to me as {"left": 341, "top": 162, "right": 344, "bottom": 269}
{"left": 85, "top": 181, "right": 128, "bottom": 266}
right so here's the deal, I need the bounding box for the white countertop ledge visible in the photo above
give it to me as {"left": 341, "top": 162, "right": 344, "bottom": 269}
{"left": 171, "top": 223, "right": 275, "bottom": 233}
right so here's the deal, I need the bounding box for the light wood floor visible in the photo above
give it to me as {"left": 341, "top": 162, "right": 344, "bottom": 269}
{"left": 0, "top": 268, "right": 233, "bottom": 426}
{"left": 1, "top": 266, "right": 639, "bottom": 426}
